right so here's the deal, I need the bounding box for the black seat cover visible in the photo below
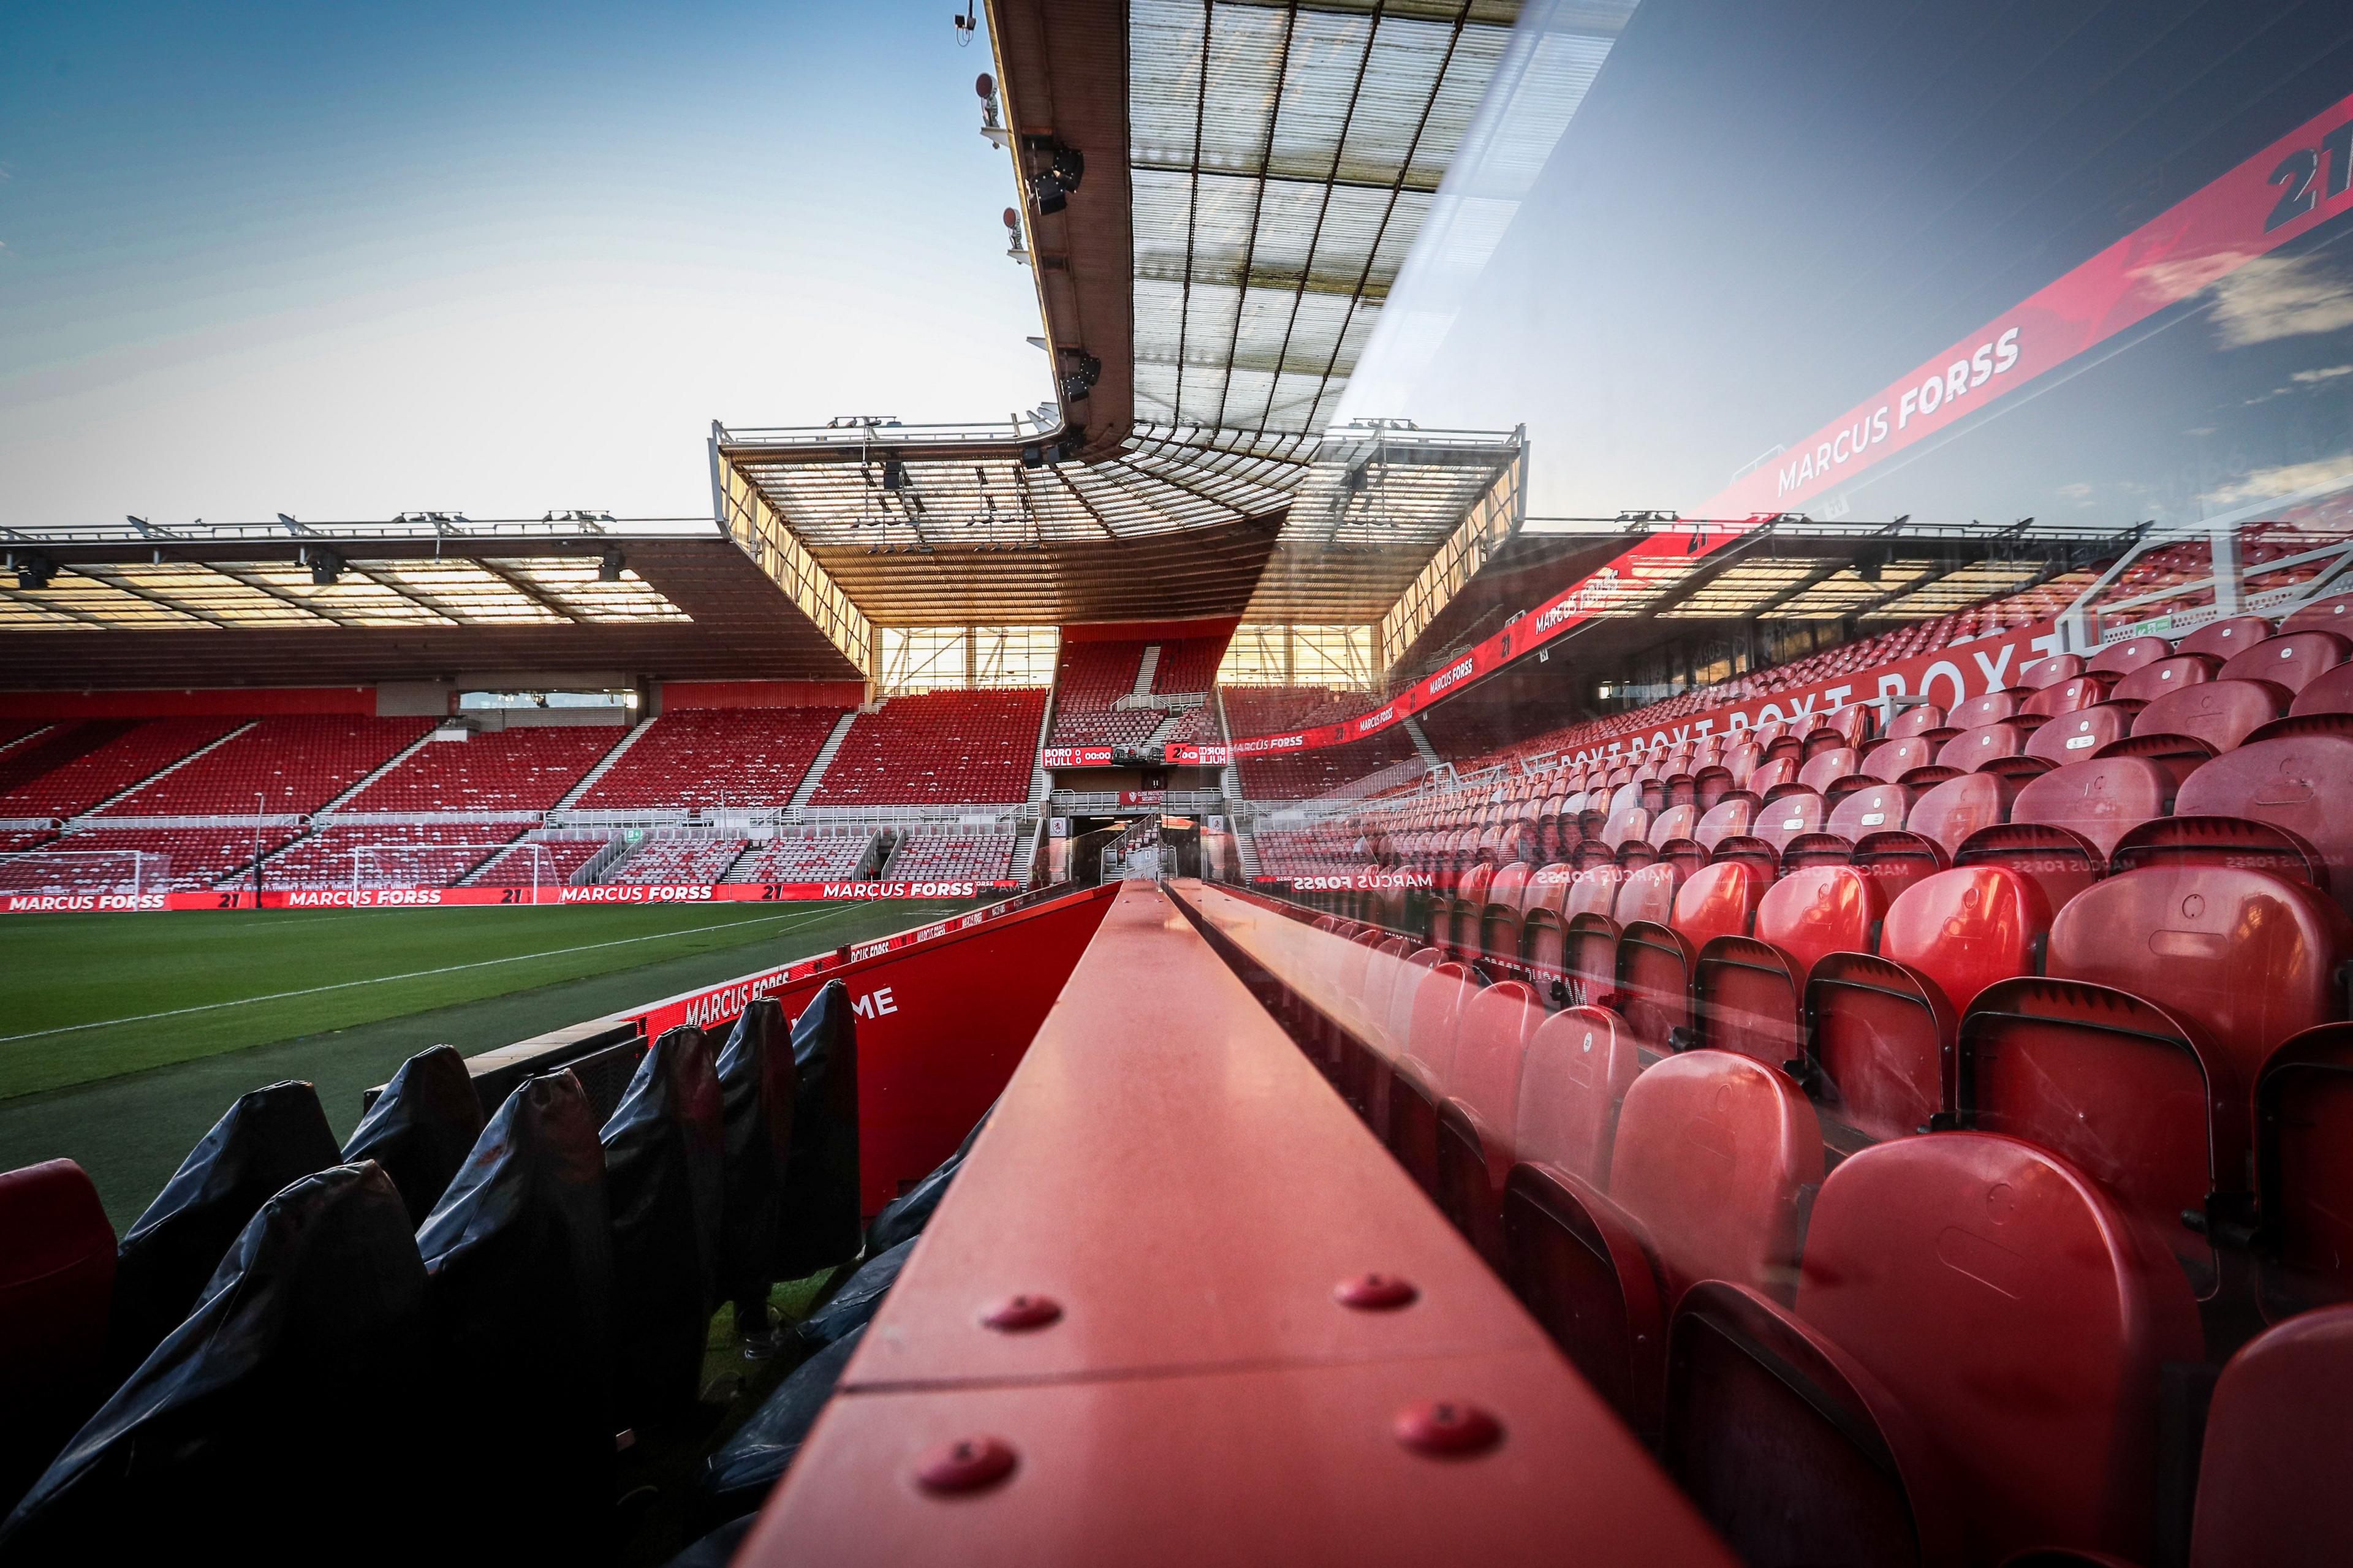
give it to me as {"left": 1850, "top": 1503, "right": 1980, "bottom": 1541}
{"left": 417, "top": 1070, "right": 615, "bottom": 1554}
{"left": 865, "top": 1098, "right": 993, "bottom": 1255}
{"left": 690, "top": 1324, "right": 865, "bottom": 1532}
{"left": 776, "top": 982, "right": 861, "bottom": 1277}
{"left": 601, "top": 1025, "right": 726, "bottom": 1426}
{"left": 342, "top": 1045, "right": 487, "bottom": 1227}
{"left": 0, "top": 1162, "right": 436, "bottom": 1565}
{"left": 715, "top": 998, "right": 797, "bottom": 1308}
{"left": 796, "top": 1237, "right": 915, "bottom": 1350}
{"left": 107, "top": 1079, "right": 343, "bottom": 1377}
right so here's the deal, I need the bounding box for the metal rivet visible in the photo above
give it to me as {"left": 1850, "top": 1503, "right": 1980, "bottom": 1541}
{"left": 981, "top": 1293, "right": 1063, "bottom": 1331}
{"left": 1334, "top": 1273, "right": 1419, "bottom": 1310}
{"left": 1394, "top": 1400, "right": 1504, "bottom": 1458}
{"left": 914, "top": 1434, "right": 1018, "bottom": 1494}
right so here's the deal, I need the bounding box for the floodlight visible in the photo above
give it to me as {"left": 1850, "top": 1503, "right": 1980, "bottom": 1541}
{"left": 600, "top": 548, "right": 627, "bottom": 582}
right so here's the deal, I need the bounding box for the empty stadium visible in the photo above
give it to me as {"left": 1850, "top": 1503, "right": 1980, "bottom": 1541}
{"left": 4, "top": 2, "right": 2352, "bottom": 1565}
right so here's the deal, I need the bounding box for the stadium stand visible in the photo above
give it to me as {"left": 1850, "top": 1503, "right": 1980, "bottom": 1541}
{"left": 575, "top": 708, "right": 843, "bottom": 811}
{"left": 0, "top": 719, "right": 244, "bottom": 820}
{"left": 1150, "top": 637, "right": 1224, "bottom": 695}
{"left": 466, "top": 837, "right": 609, "bottom": 887}
{"left": 256, "top": 823, "right": 523, "bottom": 888}
{"left": 0, "top": 828, "right": 298, "bottom": 893}
{"left": 882, "top": 831, "right": 1015, "bottom": 883}
{"left": 93, "top": 717, "right": 430, "bottom": 817}
{"left": 1045, "top": 640, "right": 1160, "bottom": 749}
{"left": 344, "top": 724, "right": 624, "bottom": 812}
{"left": 1237, "top": 727, "right": 1420, "bottom": 801}
{"left": 727, "top": 833, "right": 876, "bottom": 884}
{"left": 607, "top": 836, "right": 749, "bottom": 885}
{"left": 810, "top": 689, "right": 1044, "bottom": 806}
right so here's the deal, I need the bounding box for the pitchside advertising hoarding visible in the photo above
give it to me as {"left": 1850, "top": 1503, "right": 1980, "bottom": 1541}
{"left": 1218, "top": 86, "right": 2353, "bottom": 760}
{"left": 0, "top": 879, "right": 1023, "bottom": 915}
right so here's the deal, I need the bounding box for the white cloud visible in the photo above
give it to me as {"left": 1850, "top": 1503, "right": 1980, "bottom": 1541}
{"left": 2291, "top": 364, "right": 2353, "bottom": 384}
{"left": 2203, "top": 255, "right": 2353, "bottom": 347}
{"left": 2200, "top": 453, "right": 2353, "bottom": 507}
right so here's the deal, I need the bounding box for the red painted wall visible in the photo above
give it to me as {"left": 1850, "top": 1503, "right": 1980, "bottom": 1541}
{"left": 0, "top": 687, "right": 376, "bottom": 718}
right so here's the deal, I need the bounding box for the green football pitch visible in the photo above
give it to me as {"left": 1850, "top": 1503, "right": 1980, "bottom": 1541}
{"left": 0, "top": 898, "right": 973, "bottom": 1229}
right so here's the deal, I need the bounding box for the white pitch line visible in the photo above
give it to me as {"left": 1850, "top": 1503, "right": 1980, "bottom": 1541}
{"left": 0, "top": 905, "right": 846, "bottom": 1046}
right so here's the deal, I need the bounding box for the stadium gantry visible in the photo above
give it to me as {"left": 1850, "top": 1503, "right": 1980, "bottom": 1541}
{"left": 6, "top": 1, "right": 2353, "bottom": 1565}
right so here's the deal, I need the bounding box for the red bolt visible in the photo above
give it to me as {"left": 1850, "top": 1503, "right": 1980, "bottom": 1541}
{"left": 1334, "top": 1273, "right": 1419, "bottom": 1310}
{"left": 1394, "top": 1399, "right": 1504, "bottom": 1458}
{"left": 914, "top": 1434, "right": 1018, "bottom": 1494}
{"left": 981, "top": 1293, "right": 1063, "bottom": 1331}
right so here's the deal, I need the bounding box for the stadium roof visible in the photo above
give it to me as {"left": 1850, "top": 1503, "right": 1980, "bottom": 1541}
{"left": 0, "top": 517, "right": 863, "bottom": 689}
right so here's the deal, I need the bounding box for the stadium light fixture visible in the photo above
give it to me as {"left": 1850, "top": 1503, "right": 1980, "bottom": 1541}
{"left": 8, "top": 550, "right": 59, "bottom": 590}
{"left": 1024, "top": 137, "right": 1084, "bottom": 214}
{"left": 300, "top": 545, "right": 344, "bottom": 586}
{"left": 882, "top": 458, "right": 909, "bottom": 491}
{"left": 600, "top": 548, "right": 627, "bottom": 582}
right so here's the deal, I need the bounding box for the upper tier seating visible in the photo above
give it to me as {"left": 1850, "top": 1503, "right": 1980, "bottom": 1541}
{"left": 346, "top": 725, "right": 625, "bottom": 812}
{"left": 1151, "top": 637, "right": 1226, "bottom": 695}
{"left": 0, "top": 828, "right": 299, "bottom": 892}
{"left": 1238, "top": 729, "right": 1420, "bottom": 800}
{"left": 810, "top": 690, "right": 1044, "bottom": 806}
{"left": 0, "top": 719, "right": 243, "bottom": 819}
{"left": 1048, "top": 640, "right": 1153, "bottom": 749}
{"left": 727, "top": 834, "right": 875, "bottom": 884}
{"left": 258, "top": 824, "right": 522, "bottom": 888}
{"left": 607, "top": 837, "right": 749, "bottom": 885}
{"left": 883, "top": 833, "right": 1015, "bottom": 884}
{"left": 468, "top": 838, "right": 609, "bottom": 887}
{"left": 96, "top": 717, "right": 430, "bottom": 817}
{"left": 577, "top": 709, "right": 843, "bottom": 812}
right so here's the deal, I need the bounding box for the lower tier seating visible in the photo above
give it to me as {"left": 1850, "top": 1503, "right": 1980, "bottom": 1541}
{"left": 0, "top": 828, "right": 297, "bottom": 893}
{"left": 468, "top": 838, "right": 609, "bottom": 887}
{"left": 608, "top": 836, "right": 749, "bottom": 885}
{"left": 727, "top": 835, "right": 874, "bottom": 883}
{"left": 882, "top": 832, "right": 1014, "bottom": 883}
{"left": 257, "top": 824, "right": 522, "bottom": 888}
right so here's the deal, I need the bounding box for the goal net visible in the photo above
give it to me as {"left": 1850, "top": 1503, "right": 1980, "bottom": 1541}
{"left": 346, "top": 842, "right": 544, "bottom": 890}
{"left": 0, "top": 849, "right": 170, "bottom": 897}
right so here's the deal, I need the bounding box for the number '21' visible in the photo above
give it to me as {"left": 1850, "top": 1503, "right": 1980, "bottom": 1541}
{"left": 2267, "top": 121, "right": 2353, "bottom": 231}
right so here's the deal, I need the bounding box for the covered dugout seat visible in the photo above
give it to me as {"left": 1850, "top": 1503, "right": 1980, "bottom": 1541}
{"left": 106, "top": 1079, "right": 343, "bottom": 1379}
{"left": 341, "top": 1044, "right": 485, "bottom": 1227}
{"left": 0, "top": 1164, "right": 438, "bottom": 1566}
{"left": 601, "top": 1024, "right": 726, "bottom": 1426}
{"left": 1503, "top": 1051, "right": 1822, "bottom": 1444}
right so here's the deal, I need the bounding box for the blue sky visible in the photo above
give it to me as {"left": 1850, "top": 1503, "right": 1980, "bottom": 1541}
{"left": 0, "top": 2, "right": 1052, "bottom": 524}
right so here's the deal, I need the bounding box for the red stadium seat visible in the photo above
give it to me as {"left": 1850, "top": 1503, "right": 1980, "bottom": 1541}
{"left": 1793, "top": 1134, "right": 2203, "bottom": 1565}
{"left": 1615, "top": 862, "right": 1764, "bottom": 1051}
{"left": 1746, "top": 756, "right": 1798, "bottom": 797}
{"left": 2254, "top": 1026, "right": 2353, "bottom": 1322}
{"left": 2109, "top": 814, "right": 2327, "bottom": 886}
{"left": 2089, "top": 634, "right": 2174, "bottom": 675}
{"left": 1503, "top": 1051, "right": 1823, "bottom": 1441}
{"left": 2025, "top": 700, "right": 2141, "bottom": 765}
{"left": 1756, "top": 791, "right": 1827, "bottom": 852}
{"left": 1904, "top": 771, "right": 2015, "bottom": 858}
{"left": 1387, "top": 960, "right": 1482, "bottom": 1193}
{"left": 2188, "top": 1305, "right": 2353, "bottom": 1568}
{"left": 2282, "top": 592, "right": 2353, "bottom": 637}
{"left": 1825, "top": 782, "right": 1908, "bottom": 843}
{"left": 2175, "top": 731, "right": 2353, "bottom": 915}
{"left": 2007, "top": 754, "right": 2175, "bottom": 860}
{"left": 1433, "top": 981, "right": 1545, "bottom": 1262}
{"left": 2022, "top": 652, "right": 2088, "bottom": 687}
{"left": 1887, "top": 704, "right": 1949, "bottom": 739}
{"left": 1802, "top": 866, "right": 2049, "bottom": 1143}
{"left": 1938, "top": 718, "right": 2037, "bottom": 771}
{"left": 2132, "top": 677, "right": 2290, "bottom": 754}
{"left": 1695, "top": 864, "right": 1885, "bottom": 1072}
{"left": 1950, "top": 688, "right": 2029, "bottom": 729}
{"left": 0, "top": 1159, "right": 116, "bottom": 1508}
{"left": 2179, "top": 615, "right": 2274, "bottom": 661}
{"left": 2021, "top": 672, "right": 2116, "bottom": 716}
{"left": 1954, "top": 820, "right": 2105, "bottom": 914}
{"left": 2289, "top": 657, "right": 2353, "bottom": 717}
{"left": 1510, "top": 1006, "right": 1642, "bottom": 1193}
{"left": 2113, "top": 651, "right": 2222, "bottom": 703}
{"left": 1796, "top": 747, "right": 1861, "bottom": 794}
{"left": 2221, "top": 630, "right": 2349, "bottom": 694}
{"left": 1863, "top": 735, "right": 1936, "bottom": 781}
{"left": 1559, "top": 866, "right": 1630, "bottom": 1007}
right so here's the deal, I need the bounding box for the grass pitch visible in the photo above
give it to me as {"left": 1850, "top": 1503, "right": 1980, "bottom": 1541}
{"left": 0, "top": 898, "right": 971, "bottom": 1227}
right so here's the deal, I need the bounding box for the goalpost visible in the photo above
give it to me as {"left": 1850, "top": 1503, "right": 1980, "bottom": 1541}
{"left": 346, "top": 841, "right": 554, "bottom": 892}
{"left": 0, "top": 849, "right": 169, "bottom": 897}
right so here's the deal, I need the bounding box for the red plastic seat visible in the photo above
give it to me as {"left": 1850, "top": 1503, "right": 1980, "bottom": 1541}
{"left": 1794, "top": 1134, "right": 2203, "bottom": 1565}
{"left": 1825, "top": 783, "right": 1907, "bottom": 844}
{"left": 2222, "top": 630, "right": 2349, "bottom": 695}
{"left": 2109, "top": 815, "right": 2327, "bottom": 886}
{"left": 1887, "top": 704, "right": 1948, "bottom": 740}
{"left": 1938, "top": 718, "right": 2037, "bottom": 772}
{"left": 1863, "top": 735, "right": 1935, "bottom": 781}
{"left": 1691, "top": 797, "right": 1754, "bottom": 851}
{"left": 1511, "top": 1005, "right": 1643, "bottom": 1192}
{"left": 1695, "top": 865, "right": 1885, "bottom": 1072}
{"left": 2289, "top": 657, "right": 2353, "bottom": 718}
{"left": 1477, "top": 862, "right": 1533, "bottom": 971}
{"left": 2021, "top": 652, "right": 2087, "bottom": 687}
{"left": 2021, "top": 672, "right": 2116, "bottom": 717}
{"left": 2008, "top": 755, "right": 2175, "bottom": 860}
{"left": 1502, "top": 1051, "right": 1823, "bottom": 1442}
{"left": 2282, "top": 592, "right": 2353, "bottom": 637}
{"left": 1387, "top": 960, "right": 1482, "bottom": 1194}
{"left": 2113, "top": 652, "right": 2222, "bottom": 703}
{"left": 1957, "top": 976, "right": 2239, "bottom": 1298}
{"left": 2132, "top": 678, "right": 2290, "bottom": 755}
{"left": 1433, "top": 980, "right": 1545, "bottom": 1263}
{"left": 1950, "top": 688, "right": 2029, "bottom": 729}
{"left": 1756, "top": 792, "right": 1827, "bottom": 853}
{"left": 1445, "top": 862, "right": 1494, "bottom": 958}
{"left": 2253, "top": 1026, "right": 2353, "bottom": 1322}
{"left": 0, "top": 1159, "right": 116, "bottom": 1508}
{"left": 1556, "top": 867, "right": 1629, "bottom": 1007}
{"left": 2188, "top": 1304, "right": 2353, "bottom": 1568}
{"left": 1746, "top": 756, "right": 1798, "bottom": 797}
{"left": 2175, "top": 732, "right": 2353, "bottom": 917}
{"left": 1903, "top": 771, "right": 2015, "bottom": 860}
{"left": 1802, "top": 866, "right": 2050, "bottom": 1144}
{"left": 2179, "top": 615, "right": 2274, "bottom": 661}
{"left": 2025, "top": 700, "right": 2140, "bottom": 766}
{"left": 2089, "top": 634, "right": 2174, "bottom": 675}
{"left": 1616, "top": 862, "right": 1765, "bottom": 1052}
{"left": 1796, "top": 748, "right": 1861, "bottom": 795}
